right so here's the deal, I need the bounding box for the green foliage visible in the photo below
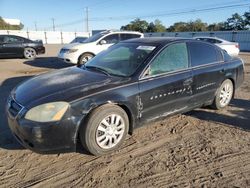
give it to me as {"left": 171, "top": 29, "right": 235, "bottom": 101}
{"left": 147, "top": 19, "right": 166, "bottom": 32}
{"left": 121, "top": 11, "right": 250, "bottom": 32}
{"left": 243, "top": 12, "right": 250, "bottom": 29}
{"left": 224, "top": 13, "right": 246, "bottom": 30}
{"left": 121, "top": 18, "right": 149, "bottom": 33}
{"left": 207, "top": 22, "right": 226, "bottom": 31}
{"left": 167, "top": 19, "right": 207, "bottom": 32}
{"left": 0, "top": 16, "right": 24, "bottom": 30}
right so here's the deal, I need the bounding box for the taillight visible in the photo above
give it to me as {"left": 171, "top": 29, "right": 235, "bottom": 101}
{"left": 235, "top": 44, "right": 239, "bottom": 49}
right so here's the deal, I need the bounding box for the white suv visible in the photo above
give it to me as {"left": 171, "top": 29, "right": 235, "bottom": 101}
{"left": 58, "top": 30, "right": 144, "bottom": 66}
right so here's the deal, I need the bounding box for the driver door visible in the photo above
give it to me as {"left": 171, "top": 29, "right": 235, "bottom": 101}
{"left": 138, "top": 42, "right": 193, "bottom": 123}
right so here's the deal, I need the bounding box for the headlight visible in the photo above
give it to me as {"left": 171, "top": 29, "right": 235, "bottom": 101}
{"left": 68, "top": 49, "right": 78, "bottom": 53}
{"left": 25, "top": 102, "right": 69, "bottom": 122}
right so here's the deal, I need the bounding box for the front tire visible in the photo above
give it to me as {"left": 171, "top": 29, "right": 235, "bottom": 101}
{"left": 79, "top": 104, "right": 129, "bottom": 156}
{"left": 212, "top": 79, "right": 234, "bottom": 110}
{"left": 77, "top": 53, "right": 94, "bottom": 66}
{"left": 24, "top": 47, "right": 37, "bottom": 59}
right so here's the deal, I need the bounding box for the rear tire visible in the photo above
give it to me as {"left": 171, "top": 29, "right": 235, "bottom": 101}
{"left": 79, "top": 104, "right": 129, "bottom": 156}
{"left": 77, "top": 53, "right": 94, "bottom": 66}
{"left": 211, "top": 79, "right": 234, "bottom": 110}
{"left": 24, "top": 47, "right": 37, "bottom": 59}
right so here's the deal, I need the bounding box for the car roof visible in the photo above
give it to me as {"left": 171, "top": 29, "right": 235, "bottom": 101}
{"left": 194, "top": 36, "right": 234, "bottom": 43}
{"left": 100, "top": 30, "right": 143, "bottom": 35}
{"left": 194, "top": 36, "right": 225, "bottom": 41}
{"left": 0, "top": 34, "right": 26, "bottom": 38}
{"left": 122, "top": 37, "right": 193, "bottom": 45}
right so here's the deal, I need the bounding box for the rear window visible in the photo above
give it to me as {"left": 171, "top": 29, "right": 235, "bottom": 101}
{"left": 188, "top": 42, "right": 218, "bottom": 67}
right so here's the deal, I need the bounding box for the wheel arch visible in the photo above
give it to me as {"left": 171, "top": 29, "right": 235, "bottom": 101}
{"left": 76, "top": 100, "right": 136, "bottom": 144}
{"left": 77, "top": 52, "right": 95, "bottom": 62}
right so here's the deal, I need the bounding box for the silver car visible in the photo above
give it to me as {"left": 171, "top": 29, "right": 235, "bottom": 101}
{"left": 194, "top": 36, "right": 239, "bottom": 56}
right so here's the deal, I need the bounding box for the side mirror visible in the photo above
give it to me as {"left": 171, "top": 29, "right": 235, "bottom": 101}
{"left": 99, "top": 40, "right": 107, "bottom": 45}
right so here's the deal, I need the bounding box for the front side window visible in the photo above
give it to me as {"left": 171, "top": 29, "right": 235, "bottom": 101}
{"left": 148, "top": 42, "right": 188, "bottom": 76}
{"left": 102, "top": 34, "right": 119, "bottom": 44}
{"left": 4, "top": 36, "right": 23, "bottom": 43}
{"left": 188, "top": 42, "right": 218, "bottom": 67}
{"left": 84, "top": 33, "right": 105, "bottom": 43}
{"left": 84, "top": 43, "right": 156, "bottom": 77}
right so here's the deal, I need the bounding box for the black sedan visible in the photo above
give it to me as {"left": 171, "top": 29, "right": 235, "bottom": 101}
{"left": 6, "top": 38, "right": 244, "bottom": 155}
{"left": 0, "top": 35, "right": 45, "bottom": 59}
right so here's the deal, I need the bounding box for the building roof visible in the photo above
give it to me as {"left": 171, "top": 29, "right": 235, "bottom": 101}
{"left": 2, "top": 18, "right": 21, "bottom": 25}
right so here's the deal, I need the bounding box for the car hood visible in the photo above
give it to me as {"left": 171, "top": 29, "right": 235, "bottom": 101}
{"left": 13, "top": 67, "right": 117, "bottom": 107}
{"left": 62, "top": 42, "right": 92, "bottom": 49}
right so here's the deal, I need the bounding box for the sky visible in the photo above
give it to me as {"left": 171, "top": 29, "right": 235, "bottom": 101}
{"left": 0, "top": 0, "right": 249, "bottom": 32}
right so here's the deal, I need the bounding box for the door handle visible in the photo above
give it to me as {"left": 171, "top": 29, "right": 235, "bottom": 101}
{"left": 183, "top": 78, "right": 193, "bottom": 86}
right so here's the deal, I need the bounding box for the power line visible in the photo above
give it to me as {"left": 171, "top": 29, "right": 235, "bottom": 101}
{"left": 42, "top": 2, "right": 250, "bottom": 29}
{"left": 89, "top": 3, "right": 250, "bottom": 21}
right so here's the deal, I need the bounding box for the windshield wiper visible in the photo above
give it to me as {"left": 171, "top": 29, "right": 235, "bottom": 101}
{"left": 85, "top": 66, "right": 110, "bottom": 76}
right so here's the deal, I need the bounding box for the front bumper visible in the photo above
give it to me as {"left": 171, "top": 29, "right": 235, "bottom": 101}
{"left": 6, "top": 99, "right": 83, "bottom": 154}
{"left": 58, "top": 51, "right": 78, "bottom": 64}
{"left": 36, "top": 46, "right": 46, "bottom": 55}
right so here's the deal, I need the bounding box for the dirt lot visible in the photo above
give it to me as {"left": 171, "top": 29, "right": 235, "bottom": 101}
{"left": 0, "top": 45, "right": 249, "bottom": 188}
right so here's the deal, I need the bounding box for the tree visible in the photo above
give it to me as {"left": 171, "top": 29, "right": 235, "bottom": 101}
{"left": 167, "top": 19, "right": 207, "bottom": 32}
{"left": 121, "top": 18, "right": 149, "bottom": 32}
{"left": 147, "top": 19, "right": 166, "bottom": 32}
{"left": 243, "top": 11, "right": 250, "bottom": 29}
{"left": 224, "top": 13, "right": 245, "bottom": 30}
{"left": 0, "top": 17, "right": 24, "bottom": 30}
{"left": 167, "top": 22, "right": 189, "bottom": 32}
{"left": 187, "top": 19, "right": 207, "bottom": 31}
{"left": 207, "top": 22, "right": 226, "bottom": 31}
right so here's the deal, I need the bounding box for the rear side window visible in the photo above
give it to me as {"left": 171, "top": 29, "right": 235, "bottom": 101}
{"left": 188, "top": 42, "right": 218, "bottom": 67}
{"left": 120, "top": 34, "right": 141, "bottom": 41}
{"left": 149, "top": 42, "right": 188, "bottom": 76}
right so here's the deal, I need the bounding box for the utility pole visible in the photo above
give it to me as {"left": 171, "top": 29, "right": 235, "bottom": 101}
{"left": 85, "top": 7, "right": 89, "bottom": 33}
{"left": 34, "top": 21, "right": 37, "bottom": 31}
{"left": 52, "top": 18, "right": 55, "bottom": 31}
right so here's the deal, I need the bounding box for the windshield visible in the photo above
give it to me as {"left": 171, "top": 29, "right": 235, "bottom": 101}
{"left": 84, "top": 43, "right": 156, "bottom": 77}
{"left": 83, "top": 33, "right": 105, "bottom": 43}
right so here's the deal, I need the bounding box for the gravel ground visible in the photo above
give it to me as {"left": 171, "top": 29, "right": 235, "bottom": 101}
{"left": 0, "top": 46, "right": 249, "bottom": 187}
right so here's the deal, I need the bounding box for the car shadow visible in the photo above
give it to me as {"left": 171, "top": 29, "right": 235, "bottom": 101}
{"left": 185, "top": 98, "right": 250, "bottom": 131}
{"left": 24, "top": 57, "right": 73, "bottom": 69}
{"left": 0, "top": 76, "right": 34, "bottom": 150}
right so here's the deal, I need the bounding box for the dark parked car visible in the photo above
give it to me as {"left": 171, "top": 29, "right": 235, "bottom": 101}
{"left": 70, "top": 37, "right": 88, "bottom": 44}
{"left": 6, "top": 38, "right": 244, "bottom": 155}
{"left": 0, "top": 35, "right": 45, "bottom": 59}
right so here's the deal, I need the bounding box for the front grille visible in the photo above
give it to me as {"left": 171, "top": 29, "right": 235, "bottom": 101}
{"left": 8, "top": 97, "right": 23, "bottom": 117}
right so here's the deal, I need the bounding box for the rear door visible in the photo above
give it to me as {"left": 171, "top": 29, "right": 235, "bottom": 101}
{"left": 139, "top": 42, "right": 193, "bottom": 123}
{"left": 187, "top": 41, "right": 225, "bottom": 106}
